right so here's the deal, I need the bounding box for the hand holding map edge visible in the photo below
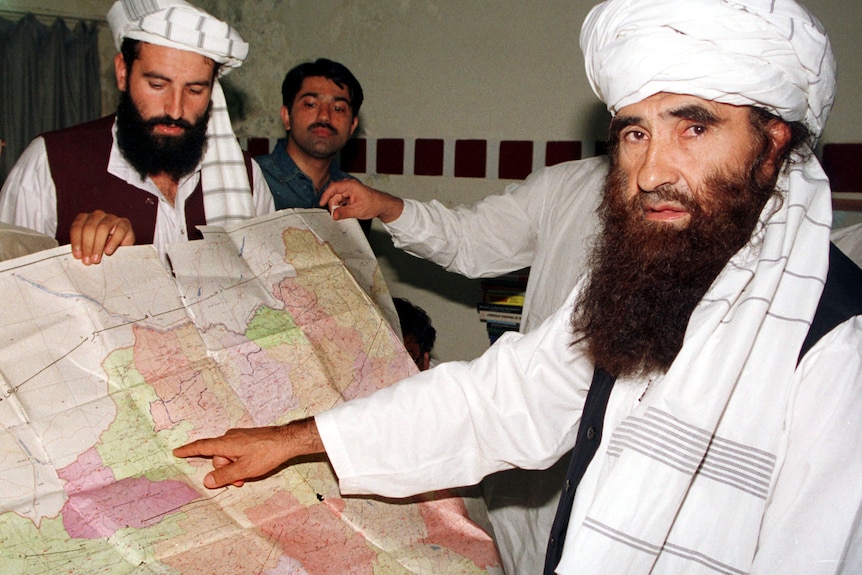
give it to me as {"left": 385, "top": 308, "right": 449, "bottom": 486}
{"left": 319, "top": 179, "right": 404, "bottom": 224}
{"left": 69, "top": 209, "right": 136, "bottom": 265}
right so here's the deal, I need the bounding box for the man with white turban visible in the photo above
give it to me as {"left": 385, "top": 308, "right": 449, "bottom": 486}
{"left": 0, "top": 0, "right": 273, "bottom": 266}
{"left": 175, "top": 1, "right": 862, "bottom": 573}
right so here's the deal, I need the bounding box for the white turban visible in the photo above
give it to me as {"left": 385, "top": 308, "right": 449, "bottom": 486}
{"left": 106, "top": 0, "right": 255, "bottom": 228}
{"left": 107, "top": 0, "right": 248, "bottom": 74}
{"left": 580, "top": 0, "right": 836, "bottom": 139}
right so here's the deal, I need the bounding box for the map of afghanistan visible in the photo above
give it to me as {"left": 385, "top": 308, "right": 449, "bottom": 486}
{"left": 0, "top": 210, "right": 502, "bottom": 574}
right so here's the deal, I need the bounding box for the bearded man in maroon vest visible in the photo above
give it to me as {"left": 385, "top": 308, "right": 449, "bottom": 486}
{"left": 0, "top": 0, "right": 274, "bottom": 266}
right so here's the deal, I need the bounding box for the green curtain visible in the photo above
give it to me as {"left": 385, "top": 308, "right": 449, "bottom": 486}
{"left": 0, "top": 14, "right": 100, "bottom": 184}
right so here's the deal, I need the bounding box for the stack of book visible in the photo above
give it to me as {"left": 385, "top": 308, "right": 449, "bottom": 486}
{"left": 477, "top": 272, "right": 528, "bottom": 344}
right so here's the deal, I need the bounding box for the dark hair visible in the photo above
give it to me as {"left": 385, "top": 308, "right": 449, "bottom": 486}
{"left": 119, "top": 38, "right": 221, "bottom": 82}
{"left": 393, "top": 298, "right": 436, "bottom": 354}
{"left": 120, "top": 38, "right": 138, "bottom": 72}
{"left": 281, "top": 58, "right": 364, "bottom": 116}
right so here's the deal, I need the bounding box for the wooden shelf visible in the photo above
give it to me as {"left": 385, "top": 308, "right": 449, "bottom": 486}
{"left": 833, "top": 192, "right": 862, "bottom": 212}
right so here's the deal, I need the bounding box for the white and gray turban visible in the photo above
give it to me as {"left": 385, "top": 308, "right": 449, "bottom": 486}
{"left": 107, "top": 0, "right": 249, "bottom": 75}
{"left": 580, "top": 0, "right": 836, "bottom": 139}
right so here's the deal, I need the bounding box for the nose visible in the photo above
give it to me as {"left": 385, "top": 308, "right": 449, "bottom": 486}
{"left": 636, "top": 138, "right": 679, "bottom": 193}
{"left": 163, "top": 89, "right": 184, "bottom": 120}
{"left": 316, "top": 103, "right": 332, "bottom": 123}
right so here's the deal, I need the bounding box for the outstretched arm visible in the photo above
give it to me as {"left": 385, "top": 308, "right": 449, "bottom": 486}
{"left": 319, "top": 179, "right": 404, "bottom": 223}
{"left": 69, "top": 210, "right": 136, "bottom": 265}
{"left": 173, "top": 418, "right": 324, "bottom": 489}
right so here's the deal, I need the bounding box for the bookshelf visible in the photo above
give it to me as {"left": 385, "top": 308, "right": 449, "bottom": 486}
{"left": 477, "top": 271, "right": 528, "bottom": 343}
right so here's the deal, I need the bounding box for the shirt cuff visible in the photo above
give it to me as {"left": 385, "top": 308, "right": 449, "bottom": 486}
{"left": 314, "top": 408, "right": 363, "bottom": 494}
{"left": 381, "top": 198, "right": 419, "bottom": 238}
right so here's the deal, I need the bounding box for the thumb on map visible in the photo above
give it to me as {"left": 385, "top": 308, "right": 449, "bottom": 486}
{"left": 205, "top": 468, "right": 245, "bottom": 489}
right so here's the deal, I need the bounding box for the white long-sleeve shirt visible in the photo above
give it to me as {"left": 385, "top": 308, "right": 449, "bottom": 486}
{"left": 330, "top": 154, "right": 862, "bottom": 574}
{"left": 384, "top": 156, "right": 608, "bottom": 333}
{"left": 317, "top": 291, "right": 862, "bottom": 574}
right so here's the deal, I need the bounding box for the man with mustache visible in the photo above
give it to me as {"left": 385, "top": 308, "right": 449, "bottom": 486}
{"left": 0, "top": 0, "right": 274, "bottom": 266}
{"left": 256, "top": 59, "right": 364, "bottom": 213}
{"left": 176, "top": 1, "right": 862, "bottom": 573}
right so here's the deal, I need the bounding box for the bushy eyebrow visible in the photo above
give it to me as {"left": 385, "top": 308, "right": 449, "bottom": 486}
{"left": 666, "top": 104, "right": 723, "bottom": 126}
{"left": 610, "top": 114, "right": 641, "bottom": 138}
{"left": 142, "top": 71, "right": 212, "bottom": 89}
{"left": 298, "top": 91, "right": 351, "bottom": 105}
{"left": 610, "top": 103, "right": 723, "bottom": 139}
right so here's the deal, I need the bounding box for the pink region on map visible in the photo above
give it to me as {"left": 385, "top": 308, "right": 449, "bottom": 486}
{"left": 57, "top": 447, "right": 114, "bottom": 494}
{"left": 348, "top": 350, "right": 414, "bottom": 400}
{"left": 273, "top": 278, "right": 398, "bottom": 400}
{"left": 225, "top": 338, "right": 300, "bottom": 425}
{"left": 418, "top": 493, "right": 501, "bottom": 569}
{"left": 246, "top": 491, "right": 376, "bottom": 574}
{"left": 133, "top": 325, "right": 234, "bottom": 433}
{"left": 58, "top": 447, "right": 200, "bottom": 539}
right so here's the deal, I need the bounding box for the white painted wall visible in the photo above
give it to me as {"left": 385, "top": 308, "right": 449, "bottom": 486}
{"left": 3, "top": 0, "right": 861, "bottom": 362}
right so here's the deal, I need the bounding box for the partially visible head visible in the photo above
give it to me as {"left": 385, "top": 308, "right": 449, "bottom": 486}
{"left": 394, "top": 298, "right": 436, "bottom": 371}
{"left": 107, "top": 0, "right": 248, "bottom": 179}
{"left": 281, "top": 59, "right": 364, "bottom": 116}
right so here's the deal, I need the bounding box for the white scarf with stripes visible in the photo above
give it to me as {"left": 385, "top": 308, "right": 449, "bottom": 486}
{"left": 558, "top": 151, "right": 832, "bottom": 573}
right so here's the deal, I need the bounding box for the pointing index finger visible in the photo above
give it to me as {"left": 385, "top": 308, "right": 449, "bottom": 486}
{"left": 173, "top": 439, "right": 217, "bottom": 459}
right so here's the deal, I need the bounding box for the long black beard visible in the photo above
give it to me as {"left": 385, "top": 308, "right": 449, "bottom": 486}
{"left": 571, "top": 159, "right": 778, "bottom": 379}
{"left": 115, "top": 90, "right": 210, "bottom": 181}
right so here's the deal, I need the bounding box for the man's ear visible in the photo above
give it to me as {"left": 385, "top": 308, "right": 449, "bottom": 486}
{"left": 348, "top": 115, "right": 359, "bottom": 137}
{"left": 114, "top": 52, "right": 128, "bottom": 92}
{"left": 280, "top": 106, "right": 291, "bottom": 132}
{"left": 765, "top": 119, "right": 792, "bottom": 172}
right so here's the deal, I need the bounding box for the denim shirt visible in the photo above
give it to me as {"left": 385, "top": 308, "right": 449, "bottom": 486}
{"left": 255, "top": 138, "right": 356, "bottom": 210}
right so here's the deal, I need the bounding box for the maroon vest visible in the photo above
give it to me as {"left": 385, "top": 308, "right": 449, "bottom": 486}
{"left": 43, "top": 115, "right": 253, "bottom": 245}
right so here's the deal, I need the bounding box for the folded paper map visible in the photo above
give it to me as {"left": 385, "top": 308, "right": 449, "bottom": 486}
{"left": 0, "top": 210, "right": 501, "bottom": 574}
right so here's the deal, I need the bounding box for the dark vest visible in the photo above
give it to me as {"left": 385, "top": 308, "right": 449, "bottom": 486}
{"left": 543, "top": 243, "right": 862, "bottom": 574}
{"left": 42, "top": 115, "right": 253, "bottom": 245}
